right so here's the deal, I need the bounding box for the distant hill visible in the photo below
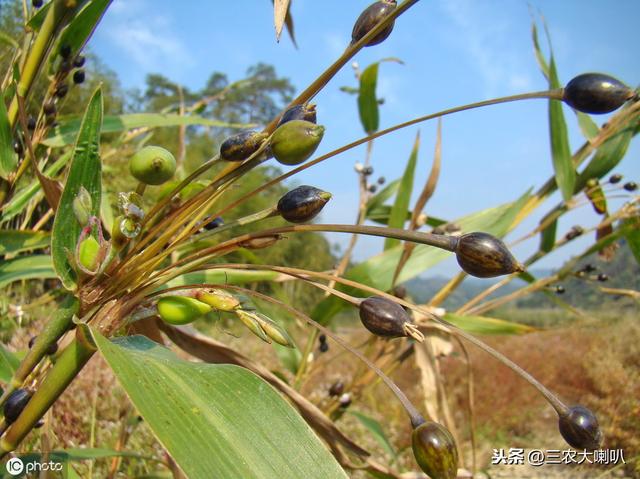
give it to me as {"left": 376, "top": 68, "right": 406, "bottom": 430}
{"left": 404, "top": 242, "right": 639, "bottom": 312}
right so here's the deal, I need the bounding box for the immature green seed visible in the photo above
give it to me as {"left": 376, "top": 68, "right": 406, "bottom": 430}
{"left": 563, "top": 73, "right": 633, "bottom": 114}
{"left": 454, "top": 232, "right": 524, "bottom": 278}
{"left": 277, "top": 185, "right": 332, "bottom": 223}
{"left": 129, "top": 146, "right": 176, "bottom": 185}
{"left": 255, "top": 314, "right": 295, "bottom": 348}
{"left": 78, "top": 236, "right": 101, "bottom": 272}
{"left": 220, "top": 130, "right": 268, "bottom": 162}
{"left": 157, "top": 296, "right": 211, "bottom": 325}
{"left": 351, "top": 0, "right": 397, "bottom": 47}
{"left": 195, "top": 289, "right": 241, "bottom": 312}
{"left": 412, "top": 420, "right": 459, "bottom": 479}
{"left": 558, "top": 405, "right": 603, "bottom": 450}
{"left": 270, "top": 120, "right": 325, "bottom": 166}
{"left": 236, "top": 310, "right": 271, "bottom": 343}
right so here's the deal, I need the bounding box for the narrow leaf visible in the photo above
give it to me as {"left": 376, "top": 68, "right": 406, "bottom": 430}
{"left": 0, "top": 255, "right": 55, "bottom": 288}
{"left": 530, "top": 20, "right": 549, "bottom": 81}
{"left": 52, "top": 88, "right": 103, "bottom": 290}
{"left": 357, "top": 58, "right": 402, "bottom": 134}
{"left": 624, "top": 217, "right": 640, "bottom": 265}
{"left": 385, "top": 131, "right": 419, "bottom": 250}
{"left": 0, "top": 342, "right": 20, "bottom": 382}
{"left": 539, "top": 217, "right": 557, "bottom": 253}
{"left": 94, "top": 333, "right": 347, "bottom": 479}
{"left": 273, "top": 0, "right": 291, "bottom": 43}
{"left": 444, "top": 313, "right": 535, "bottom": 335}
{"left": 548, "top": 57, "right": 575, "bottom": 202}
{"left": 0, "top": 86, "right": 17, "bottom": 178}
{"left": 350, "top": 411, "right": 396, "bottom": 459}
{"left": 576, "top": 112, "right": 599, "bottom": 140}
{"left": 365, "top": 179, "right": 400, "bottom": 213}
{"left": 0, "top": 230, "right": 50, "bottom": 255}
{"left": 56, "top": 0, "right": 112, "bottom": 60}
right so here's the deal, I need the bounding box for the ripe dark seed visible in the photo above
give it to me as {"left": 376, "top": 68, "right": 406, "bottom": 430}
{"left": 623, "top": 181, "right": 638, "bottom": 192}
{"left": 73, "top": 55, "right": 86, "bottom": 68}
{"left": 454, "top": 232, "right": 523, "bottom": 278}
{"left": 318, "top": 334, "right": 327, "bottom": 344}
{"left": 27, "top": 116, "right": 36, "bottom": 130}
{"left": 73, "top": 70, "right": 85, "bottom": 84}
{"left": 359, "top": 296, "right": 412, "bottom": 338}
{"left": 558, "top": 405, "right": 603, "bottom": 450}
{"left": 608, "top": 173, "right": 622, "bottom": 184}
{"left": 329, "top": 380, "right": 344, "bottom": 397}
{"left": 55, "top": 82, "right": 69, "bottom": 98}
{"left": 28, "top": 335, "right": 58, "bottom": 355}
{"left": 597, "top": 273, "right": 608, "bottom": 282}
{"left": 60, "top": 45, "right": 72, "bottom": 59}
{"left": 203, "top": 216, "right": 224, "bottom": 230}
{"left": 368, "top": 184, "right": 377, "bottom": 193}
{"left": 35, "top": 419, "right": 44, "bottom": 428}
{"left": 565, "top": 226, "right": 584, "bottom": 241}
{"left": 4, "top": 389, "right": 32, "bottom": 424}
{"left": 412, "top": 420, "right": 459, "bottom": 479}
{"left": 13, "top": 139, "right": 23, "bottom": 157}
{"left": 32, "top": 0, "right": 43, "bottom": 8}
{"left": 377, "top": 176, "right": 386, "bottom": 185}
{"left": 555, "top": 285, "right": 565, "bottom": 294}
{"left": 563, "top": 73, "right": 633, "bottom": 114}
{"left": 277, "top": 185, "right": 332, "bottom": 223}
{"left": 43, "top": 101, "right": 56, "bottom": 116}
{"left": 583, "top": 264, "right": 596, "bottom": 273}
{"left": 351, "top": 0, "right": 397, "bottom": 47}
{"left": 220, "top": 130, "right": 268, "bottom": 162}
{"left": 277, "top": 103, "right": 317, "bottom": 127}
{"left": 319, "top": 342, "right": 329, "bottom": 353}
{"left": 363, "top": 166, "right": 374, "bottom": 176}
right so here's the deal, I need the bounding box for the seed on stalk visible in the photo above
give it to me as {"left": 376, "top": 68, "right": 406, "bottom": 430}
{"left": 277, "top": 103, "right": 317, "bottom": 127}
{"left": 377, "top": 176, "right": 386, "bottom": 185}
{"left": 412, "top": 419, "right": 459, "bottom": 479}
{"left": 43, "top": 101, "right": 56, "bottom": 116}
{"left": 565, "top": 226, "right": 584, "bottom": 241}
{"left": 203, "top": 216, "right": 224, "bottom": 230}
{"left": 563, "top": 73, "right": 633, "bottom": 114}
{"left": 623, "top": 181, "right": 638, "bottom": 192}
{"left": 351, "top": 1, "right": 397, "bottom": 47}
{"left": 555, "top": 285, "right": 565, "bottom": 295}
{"left": 454, "top": 232, "right": 524, "bottom": 278}
{"left": 319, "top": 342, "right": 329, "bottom": 353}
{"left": 73, "top": 55, "right": 86, "bottom": 68}
{"left": 195, "top": 289, "right": 241, "bottom": 312}
{"left": 4, "top": 389, "right": 32, "bottom": 424}
{"left": 597, "top": 273, "right": 608, "bottom": 282}
{"left": 13, "top": 139, "right": 23, "bottom": 158}
{"left": 338, "top": 393, "right": 352, "bottom": 408}
{"left": 608, "top": 174, "right": 622, "bottom": 184}
{"left": 32, "top": 0, "right": 43, "bottom": 8}
{"left": 270, "top": 120, "right": 325, "bottom": 166}
{"left": 60, "top": 44, "right": 72, "bottom": 59}
{"left": 363, "top": 166, "right": 374, "bottom": 176}
{"left": 27, "top": 116, "right": 36, "bottom": 130}
{"left": 558, "top": 405, "right": 603, "bottom": 450}
{"left": 220, "top": 130, "right": 268, "bottom": 162}
{"left": 329, "top": 381, "right": 344, "bottom": 397}
{"left": 129, "top": 146, "right": 176, "bottom": 185}
{"left": 55, "top": 82, "right": 68, "bottom": 99}
{"left": 157, "top": 296, "right": 211, "bottom": 325}
{"left": 73, "top": 70, "right": 86, "bottom": 84}
{"left": 359, "top": 296, "right": 423, "bottom": 340}
{"left": 277, "top": 185, "right": 332, "bottom": 223}
{"left": 368, "top": 184, "right": 377, "bottom": 193}
{"left": 28, "top": 336, "right": 58, "bottom": 355}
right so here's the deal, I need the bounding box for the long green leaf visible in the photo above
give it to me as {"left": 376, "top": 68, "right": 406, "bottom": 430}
{"left": 358, "top": 62, "right": 380, "bottom": 134}
{"left": 349, "top": 411, "right": 396, "bottom": 459}
{"left": 623, "top": 217, "right": 640, "bottom": 265}
{"left": 0, "top": 86, "right": 16, "bottom": 178}
{"left": 0, "top": 230, "right": 50, "bottom": 255}
{"left": 385, "top": 132, "right": 419, "bottom": 250}
{"left": 365, "top": 179, "right": 400, "bottom": 213}
{"left": 576, "top": 112, "right": 599, "bottom": 140}
{"left": 44, "top": 113, "right": 253, "bottom": 147}
{"left": 0, "top": 342, "right": 20, "bottom": 383}
{"left": 539, "top": 216, "right": 557, "bottom": 253}
{"left": 443, "top": 313, "right": 535, "bottom": 335}
{"left": 51, "top": 88, "right": 103, "bottom": 290}
{"left": 56, "top": 0, "right": 112, "bottom": 60}
{"left": 548, "top": 57, "right": 574, "bottom": 202}
{"left": 530, "top": 21, "right": 549, "bottom": 81}
{"left": 0, "top": 255, "right": 55, "bottom": 288}
{"left": 166, "top": 269, "right": 281, "bottom": 288}
{"left": 94, "top": 333, "right": 347, "bottom": 479}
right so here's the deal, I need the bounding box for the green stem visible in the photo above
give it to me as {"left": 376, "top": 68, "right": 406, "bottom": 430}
{"left": 0, "top": 328, "right": 97, "bottom": 458}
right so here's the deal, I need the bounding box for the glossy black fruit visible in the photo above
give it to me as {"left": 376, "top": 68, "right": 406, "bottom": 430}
{"left": 27, "top": 116, "right": 36, "bottom": 130}
{"left": 623, "top": 181, "right": 638, "bottom": 192}
{"left": 220, "top": 130, "right": 268, "bottom": 162}
{"left": 454, "top": 232, "right": 523, "bottom": 278}
{"left": 277, "top": 103, "right": 317, "bottom": 127}
{"left": 73, "top": 55, "right": 86, "bottom": 68}
{"left": 558, "top": 405, "right": 603, "bottom": 450}
{"left": 565, "top": 226, "right": 584, "bottom": 241}
{"left": 412, "top": 420, "right": 459, "bottom": 479}
{"left": 73, "top": 70, "right": 85, "bottom": 84}
{"left": 32, "top": 0, "right": 43, "bottom": 8}
{"left": 28, "top": 336, "right": 58, "bottom": 355}
{"left": 43, "top": 101, "right": 56, "bottom": 116}
{"left": 277, "top": 185, "right": 331, "bottom": 223}
{"left": 351, "top": 0, "right": 397, "bottom": 47}
{"left": 318, "top": 334, "right": 327, "bottom": 344}
{"left": 13, "top": 139, "right": 23, "bottom": 157}
{"left": 60, "top": 45, "right": 72, "bottom": 59}
{"left": 329, "top": 380, "right": 344, "bottom": 397}
{"left": 203, "top": 216, "right": 224, "bottom": 230}
{"left": 359, "top": 296, "right": 412, "bottom": 338}
{"left": 555, "top": 285, "right": 565, "bottom": 294}
{"left": 563, "top": 73, "right": 633, "bottom": 114}
{"left": 608, "top": 174, "right": 622, "bottom": 184}
{"left": 363, "top": 166, "right": 374, "bottom": 176}
{"left": 597, "top": 273, "right": 608, "bottom": 282}
{"left": 377, "top": 176, "right": 386, "bottom": 185}
{"left": 4, "top": 389, "right": 32, "bottom": 424}
{"left": 319, "top": 342, "right": 329, "bottom": 353}
{"left": 368, "top": 184, "right": 377, "bottom": 193}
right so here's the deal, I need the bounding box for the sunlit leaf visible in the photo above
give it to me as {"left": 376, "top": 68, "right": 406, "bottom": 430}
{"left": 56, "top": 0, "right": 112, "bottom": 63}
{"left": 52, "top": 88, "right": 103, "bottom": 290}
{"left": 0, "top": 230, "right": 50, "bottom": 255}
{"left": 0, "top": 86, "right": 16, "bottom": 179}
{"left": 94, "top": 333, "right": 347, "bottom": 479}
{"left": 357, "top": 59, "right": 401, "bottom": 134}
{"left": 0, "top": 255, "right": 55, "bottom": 288}
{"left": 350, "top": 411, "right": 396, "bottom": 459}
{"left": 0, "top": 342, "right": 20, "bottom": 383}
{"left": 443, "top": 313, "right": 535, "bottom": 335}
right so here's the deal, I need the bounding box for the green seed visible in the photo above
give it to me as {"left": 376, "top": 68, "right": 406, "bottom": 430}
{"left": 157, "top": 296, "right": 211, "bottom": 325}
{"left": 270, "top": 120, "right": 325, "bottom": 166}
{"left": 129, "top": 146, "right": 176, "bottom": 185}
{"left": 412, "top": 420, "right": 459, "bottom": 479}
{"left": 78, "top": 236, "right": 101, "bottom": 272}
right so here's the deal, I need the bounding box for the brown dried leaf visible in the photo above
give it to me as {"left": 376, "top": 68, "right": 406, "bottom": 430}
{"left": 273, "top": 0, "right": 291, "bottom": 43}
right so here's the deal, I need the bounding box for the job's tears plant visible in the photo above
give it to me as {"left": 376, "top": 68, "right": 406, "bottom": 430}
{"left": 0, "top": 1, "right": 638, "bottom": 478}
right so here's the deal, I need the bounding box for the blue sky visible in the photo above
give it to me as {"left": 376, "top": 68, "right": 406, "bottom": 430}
{"left": 90, "top": 0, "right": 640, "bottom": 275}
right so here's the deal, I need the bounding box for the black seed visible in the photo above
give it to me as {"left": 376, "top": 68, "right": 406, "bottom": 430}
{"left": 277, "top": 185, "right": 331, "bottom": 223}
{"left": 583, "top": 264, "right": 596, "bottom": 273}
{"left": 359, "top": 296, "right": 412, "bottom": 338}
{"left": 608, "top": 173, "right": 622, "bottom": 184}
{"left": 368, "top": 184, "right": 377, "bottom": 193}
{"left": 563, "top": 73, "right": 633, "bottom": 114}
{"left": 318, "top": 334, "right": 327, "bottom": 344}
{"left": 363, "top": 166, "right": 374, "bottom": 176}
{"left": 377, "top": 176, "right": 386, "bottom": 185}
{"left": 73, "top": 70, "right": 85, "bottom": 84}
{"left": 555, "top": 285, "right": 565, "bottom": 294}
{"left": 623, "top": 181, "right": 637, "bottom": 192}
{"left": 329, "top": 381, "right": 344, "bottom": 397}
{"left": 73, "top": 55, "right": 86, "bottom": 68}
{"left": 203, "top": 216, "right": 224, "bottom": 230}
{"left": 60, "top": 45, "right": 72, "bottom": 59}
{"left": 32, "top": 0, "right": 43, "bottom": 8}
{"left": 220, "top": 130, "right": 267, "bottom": 162}
{"left": 597, "top": 273, "right": 608, "bottom": 282}
{"left": 338, "top": 393, "right": 351, "bottom": 408}
{"left": 4, "top": 389, "right": 32, "bottom": 424}
{"left": 559, "top": 405, "right": 603, "bottom": 450}
{"left": 55, "top": 82, "right": 68, "bottom": 98}
{"left": 43, "top": 101, "right": 56, "bottom": 116}
{"left": 351, "top": 0, "right": 397, "bottom": 47}
{"left": 277, "top": 103, "right": 317, "bottom": 127}
{"left": 455, "top": 232, "right": 523, "bottom": 278}
{"left": 13, "top": 139, "right": 23, "bottom": 157}
{"left": 319, "top": 342, "right": 329, "bottom": 353}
